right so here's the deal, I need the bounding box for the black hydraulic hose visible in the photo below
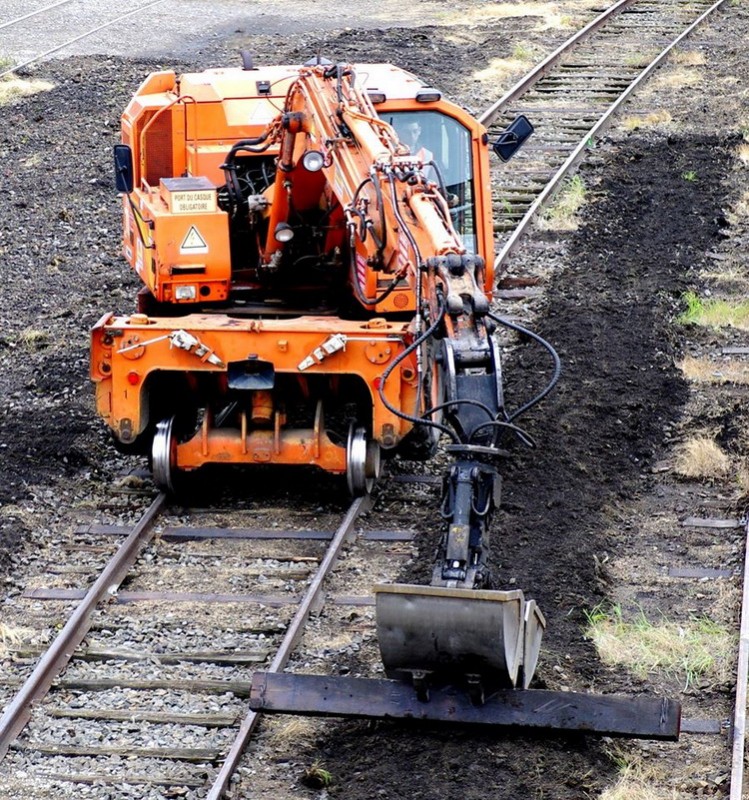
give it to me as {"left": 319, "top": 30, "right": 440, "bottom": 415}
{"left": 386, "top": 171, "right": 421, "bottom": 270}
{"left": 468, "top": 418, "right": 536, "bottom": 449}
{"left": 220, "top": 133, "right": 275, "bottom": 214}
{"left": 223, "top": 166, "right": 243, "bottom": 215}
{"left": 425, "top": 159, "right": 449, "bottom": 201}
{"left": 348, "top": 248, "right": 405, "bottom": 307}
{"left": 487, "top": 311, "right": 561, "bottom": 422}
{"left": 222, "top": 134, "right": 274, "bottom": 165}
{"left": 336, "top": 64, "right": 344, "bottom": 104}
{"left": 369, "top": 173, "right": 387, "bottom": 255}
{"left": 349, "top": 177, "right": 384, "bottom": 253}
{"left": 377, "top": 302, "right": 459, "bottom": 442}
{"left": 422, "top": 397, "right": 496, "bottom": 423}
{"left": 120, "top": 185, "right": 155, "bottom": 250}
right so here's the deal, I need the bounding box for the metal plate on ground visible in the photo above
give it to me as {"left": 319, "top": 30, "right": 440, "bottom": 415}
{"left": 681, "top": 517, "right": 742, "bottom": 529}
{"left": 249, "top": 672, "right": 681, "bottom": 740}
{"left": 668, "top": 566, "right": 732, "bottom": 579}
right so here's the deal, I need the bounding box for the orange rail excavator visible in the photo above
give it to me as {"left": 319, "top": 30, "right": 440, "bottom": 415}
{"left": 91, "top": 57, "right": 679, "bottom": 735}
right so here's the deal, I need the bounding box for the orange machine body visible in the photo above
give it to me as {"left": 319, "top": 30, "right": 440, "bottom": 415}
{"left": 91, "top": 62, "right": 497, "bottom": 485}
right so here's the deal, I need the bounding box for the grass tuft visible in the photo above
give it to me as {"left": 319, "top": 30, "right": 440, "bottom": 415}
{"left": 737, "top": 143, "right": 749, "bottom": 166}
{"left": 585, "top": 604, "right": 733, "bottom": 688}
{"left": 474, "top": 53, "right": 534, "bottom": 86}
{"left": 678, "top": 355, "right": 749, "bottom": 385}
{"left": 0, "top": 624, "right": 25, "bottom": 658}
{"left": 18, "top": 328, "right": 49, "bottom": 350}
{"left": 622, "top": 110, "right": 672, "bottom": 131}
{"left": 0, "top": 76, "right": 54, "bottom": 104}
{"left": 673, "top": 435, "right": 731, "bottom": 479}
{"left": 677, "top": 290, "right": 749, "bottom": 329}
{"left": 302, "top": 761, "right": 334, "bottom": 789}
{"left": 670, "top": 50, "right": 707, "bottom": 67}
{"left": 601, "top": 745, "right": 679, "bottom": 800}
{"left": 625, "top": 50, "right": 660, "bottom": 68}
{"left": 649, "top": 69, "right": 703, "bottom": 91}
{"left": 267, "top": 717, "right": 318, "bottom": 746}
{"left": 537, "top": 174, "right": 586, "bottom": 231}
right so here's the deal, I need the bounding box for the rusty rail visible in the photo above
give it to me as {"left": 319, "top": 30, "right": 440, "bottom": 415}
{"left": 730, "top": 516, "right": 749, "bottom": 799}
{"left": 206, "top": 494, "right": 372, "bottom": 799}
{"left": 0, "top": 493, "right": 166, "bottom": 758}
{"left": 479, "top": 0, "right": 636, "bottom": 128}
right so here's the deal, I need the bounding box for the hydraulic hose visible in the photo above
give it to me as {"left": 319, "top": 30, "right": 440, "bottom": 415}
{"left": 468, "top": 418, "right": 536, "bottom": 449}
{"left": 348, "top": 248, "right": 406, "bottom": 307}
{"left": 487, "top": 311, "right": 561, "bottom": 422}
{"left": 377, "top": 301, "right": 459, "bottom": 442}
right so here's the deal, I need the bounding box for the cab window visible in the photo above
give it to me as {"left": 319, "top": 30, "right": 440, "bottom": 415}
{"left": 386, "top": 110, "right": 477, "bottom": 253}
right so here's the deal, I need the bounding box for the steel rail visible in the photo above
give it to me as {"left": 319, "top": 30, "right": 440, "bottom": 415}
{"left": 0, "top": 492, "right": 166, "bottom": 758}
{"left": 730, "top": 516, "right": 749, "bottom": 799}
{"left": 479, "top": 0, "right": 636, "bottom": 127}
{"left": 0, "top": 0, "right": 76, "bottom": 32}
{"left": 0, "top": 0, "right": 169, "bottom": 81}
{"left": 490, "top": 0, "right": 730, "bottom": 272}
{"left": 206, "top": 494, "right": 372, "bottom": 800}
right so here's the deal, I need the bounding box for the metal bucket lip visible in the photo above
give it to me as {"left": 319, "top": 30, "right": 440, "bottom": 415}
{"left": 374, "top": 583, "right": 525, "bottom": 603}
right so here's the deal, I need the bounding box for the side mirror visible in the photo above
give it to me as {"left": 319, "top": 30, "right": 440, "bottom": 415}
{"left": 492, "top": 115, "right": 534, "bottom": 162}
{"left": 113, "top": 144, "right": 134, "bottom": 193}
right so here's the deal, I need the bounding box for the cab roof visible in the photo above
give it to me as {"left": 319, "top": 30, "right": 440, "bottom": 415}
{"left": 175, "top": 63, "right": 428, "bottom": 103}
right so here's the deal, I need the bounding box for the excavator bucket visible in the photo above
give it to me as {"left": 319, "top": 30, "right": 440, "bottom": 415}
{"left": 375, "top": 584, "right": 535, "bottom": 695}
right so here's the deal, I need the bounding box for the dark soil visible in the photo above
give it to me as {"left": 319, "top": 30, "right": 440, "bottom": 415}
{"left": 500, "top": 134, "right": 733, "bottom": 661}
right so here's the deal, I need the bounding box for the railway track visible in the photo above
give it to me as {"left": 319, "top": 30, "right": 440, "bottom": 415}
{"left": 482, "top": 0, "right": 729, "bottom": 266}
{"left": 0, "top": 0, "right": 743, "bottom": 797}
{"left": 0, "top": 0, "right": 170, "bottom": 79}
{"left": 0, "top": 482, "right": 425, "bottom": 794}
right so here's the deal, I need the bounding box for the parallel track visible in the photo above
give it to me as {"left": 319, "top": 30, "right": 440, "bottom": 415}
{"left": 0, "top": 0, "right": 170, "bottom": 80}
{"left": 482, "top": 0, "right": 730, "bottom": 268}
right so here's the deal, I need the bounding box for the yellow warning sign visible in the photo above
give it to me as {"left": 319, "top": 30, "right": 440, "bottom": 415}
{"left": 180, "top": 225, "right": 208, "bottom": 254}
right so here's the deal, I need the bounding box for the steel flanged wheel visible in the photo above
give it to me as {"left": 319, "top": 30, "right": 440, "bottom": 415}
{"left": 152, "top": 416, "right": 178, "bottom": 494}
{"left": 346, "top": 425, "right": 381, "bottom": 497}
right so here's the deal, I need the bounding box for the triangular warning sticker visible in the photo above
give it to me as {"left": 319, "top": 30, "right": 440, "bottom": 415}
{"left": 180, "top": 225, "right": 208, "bottom": 253}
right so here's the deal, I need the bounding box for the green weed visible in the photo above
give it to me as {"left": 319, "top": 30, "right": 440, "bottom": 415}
{"left": 585, "top": 603, "right": 733, "bottom": 689}
{"left": 678, "top": 290, "right": 749, "bottom": 329}
{"left": 302, "top": 761, "right": 334, "bottom": 789}
{"left": 538, "top": 174, "right": 586, "bottom": 230}
{"left": 512, "top": 43, "right": 534, "bottom": 60}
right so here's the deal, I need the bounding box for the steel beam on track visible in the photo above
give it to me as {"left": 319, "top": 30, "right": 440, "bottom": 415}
{"left": 249, "top": 672, "right": 681, "bottom": 741}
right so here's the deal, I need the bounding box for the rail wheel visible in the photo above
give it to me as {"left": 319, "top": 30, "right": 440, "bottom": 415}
{"left": 152, "top": 416, "right": 179, "bottom": 494}
{"left": 346, "top": 425, "right": 381, "bottom": 497}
